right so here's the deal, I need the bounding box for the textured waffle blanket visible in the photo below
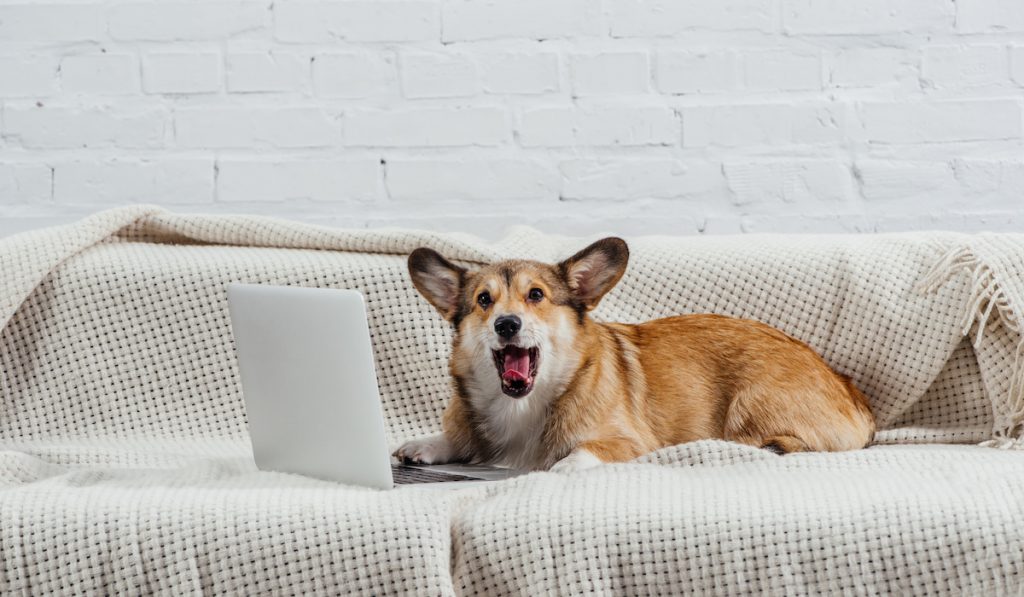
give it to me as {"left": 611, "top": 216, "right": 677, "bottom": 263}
{"left": 1, "top": 206, "right": 1022, "bottom": 594}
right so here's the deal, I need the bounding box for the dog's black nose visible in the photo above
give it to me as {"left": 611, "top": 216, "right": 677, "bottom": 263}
{"left": 494, "top": 315, "right": 521, "bottom": 339}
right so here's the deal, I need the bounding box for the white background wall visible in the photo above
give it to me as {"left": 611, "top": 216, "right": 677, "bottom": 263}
{"left": 1, "top": 0, "right": 1023, "bottom": 237}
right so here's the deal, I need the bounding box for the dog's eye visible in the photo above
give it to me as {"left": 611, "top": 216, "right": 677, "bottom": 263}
{"left": 528, "top": 288, "right": 544, "bottom": 302}
{"left": 477, "top": 291, "right": 492, "bottom": 308}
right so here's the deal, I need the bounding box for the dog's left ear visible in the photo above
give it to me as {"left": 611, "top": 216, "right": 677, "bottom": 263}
{"left": 408, "top": 247, "right": 467, "bottom": 321}
{"left": 558, "top": 237, "right": 629, "bottom": 310}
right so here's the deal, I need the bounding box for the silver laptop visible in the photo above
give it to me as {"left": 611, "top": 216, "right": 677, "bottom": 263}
{"left": 227, "top": 284, "right": 517, "bottom": 489}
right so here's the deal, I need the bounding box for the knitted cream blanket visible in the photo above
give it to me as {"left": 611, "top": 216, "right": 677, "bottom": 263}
{"left": 1, "top": 206, "right": 1022, "bottom": 595}
{"left": 3, "top": 205, "right": 1021, "bottom": 447}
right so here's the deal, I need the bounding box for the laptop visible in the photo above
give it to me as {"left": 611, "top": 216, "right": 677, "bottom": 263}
{"left": 227, "top": 283, "right": 519, "bottom": 489}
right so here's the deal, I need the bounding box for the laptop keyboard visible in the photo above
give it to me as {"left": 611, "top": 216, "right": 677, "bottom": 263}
{"left": 392, "top": 465, "right": 481, "bottom": 485}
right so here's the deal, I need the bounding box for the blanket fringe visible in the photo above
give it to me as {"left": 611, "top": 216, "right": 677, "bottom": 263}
{"left": 919, "top": 241, "right": 1024, "bottom": 450}
{"left": 979, "top": 434, "right": 1024, "bottom": 450}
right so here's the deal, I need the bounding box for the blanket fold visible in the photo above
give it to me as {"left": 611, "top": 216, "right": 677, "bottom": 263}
{"left": 918, "top": 235, "right": 1024, "bottom": 447}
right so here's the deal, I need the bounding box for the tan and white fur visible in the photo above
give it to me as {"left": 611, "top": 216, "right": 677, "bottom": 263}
{"left": 394, "top": 238, "right": 875, "bottom": 472}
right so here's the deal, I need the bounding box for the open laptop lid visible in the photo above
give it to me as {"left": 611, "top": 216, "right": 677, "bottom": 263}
{"left": 227, "top": 284, "right": 394, "bottom": 489}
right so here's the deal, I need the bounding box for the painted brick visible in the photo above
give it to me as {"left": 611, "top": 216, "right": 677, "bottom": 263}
{"left": 477, "top": 52, "right": 560, "bottom": 94}
{"left": 175, "top": 107, "right": 338, "bottom": 148}
{"left": 954, "top": 158, "right": 1024, "bottom": 200}
{"left": 923, "top": 45, "right": 1009, "bottom": 88}
{"left": 744, "top": 50, "right": 821, "bottom": 91}
{"left": 517, "top": 107, "right": 575, "bottom": 146}
{"left": 571, "top": 52, "right": 650, "bottom": 96}
{"left": 725, "top": 159, "right": 853, "bottom": 205}
{"left": 386, "top": 159, "right": 559, "bottom": 200}
{"left": 53, "top": 159, "right": 213, "bottom": 203}
{"left": 0, "top": 4, "right": 105, "bottom": 42}
{"left": 855, "top": 160, "right": 958, "bottom": 202}
{"left": 401, "top": 52, "right": 478, "bottom": 98}
{"left": 3, "top": 104, "right": 168, "bottom": 149}
{"left": 683, "top": 103, "right": 844, "bottom": 147}
{"left": 217, "top": 159, "right": 380, "bottom": 202}
{"left": 859, "top": 100, "right": 1023, "bottom": 143}
{"left": 830, "top": 48, "right": 918, "bottom": 88}
{"left": 1013, "top": 46, "right": 1024, "bottom": 86}
{"left": 109, "top": 3, "right": 268, "bottom": 41}
{"left": 314, "top": 53, "right": 396, "bottom": 98}
{"left": 560, "top": 159, "right": 724, "bottom": 200}
{"left": 783, "top": 0, "right": 954, "bottom": 34}
{"left": 956, "top": 0, "right": 1024, "bottom": 33}
{"left": 656, "top": 51, "right": 739, "bottom": 94}
{"left": 610, "top": 0, "right": 775, "bottom": 36}
{"left": 0, "top": 162, "right": 51, "bottom": 202}
{"left": 345, "top": 107, "right": 507, "bottom": 147}
{"left": 0, "top": 56, "right": 59, "bottom": 97}
{"left": 275, "top": 2, "right": 438, "bottom": 42}
{"left": 443, "top": 0, "right": 601, "bottom": 41}
{"left": 61, "top": 54, "right": 139, "bottom": 94}
{"left": 143, "top": 52, "right": 221, "bottom": 94}
{"left": 227, "top": 52, "right": 309, "bottom": 93}
{"left": 520, "top": 106, "right": 679, "bottom": 146}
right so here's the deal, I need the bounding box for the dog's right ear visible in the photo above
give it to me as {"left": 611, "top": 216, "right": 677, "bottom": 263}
{"left": 558, "top": 237, "right": 629, "bottom": 311}
{"left": 408, "top": 248, "right": 467, "bottom": 321}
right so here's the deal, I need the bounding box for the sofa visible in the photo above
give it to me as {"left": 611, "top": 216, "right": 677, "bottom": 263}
{"left": 1, "top": 206, "right": 1021, "bottom": 595}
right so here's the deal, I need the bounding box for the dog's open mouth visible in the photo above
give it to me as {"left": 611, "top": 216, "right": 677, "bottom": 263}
{"left": 492, "top": 345, "right": 539, "bottom": 398}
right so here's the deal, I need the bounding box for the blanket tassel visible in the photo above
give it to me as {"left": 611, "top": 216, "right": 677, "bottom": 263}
{"left": 920, "top": 242, "right": 1024, "bottom": 450}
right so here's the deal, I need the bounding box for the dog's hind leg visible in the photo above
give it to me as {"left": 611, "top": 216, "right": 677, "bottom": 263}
{"left": 721, "top": 385, "right": 815, "bottom": 454}
{"left": 759, "top": 435, "right": 809, "bottom": 455}
{"left": 726, "top": 432, "right": 809, "bottom": 455}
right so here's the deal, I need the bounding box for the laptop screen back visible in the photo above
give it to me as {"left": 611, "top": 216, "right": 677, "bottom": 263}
{"left": 227, "top": 284, "right": 394, "bottom": 489}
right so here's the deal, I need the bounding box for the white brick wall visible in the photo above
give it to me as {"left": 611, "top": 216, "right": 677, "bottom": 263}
{"left": 571, "top": 52, "right": 650, "bottom": 96}
{"left": 228, "top": 52, "right": 308, "bottom": 93}
{"left": 53, "top": 159, "right": 214, "bottom": 204}
{"left": 143, "top": 53, "right": 222, "bottom": 94}
{"left": 2, "top": 0, "right": 1024, "bottom": 238}
{"left": 60, "top": 54, "right": 139, "bottom": 95}
{"left": 217, "top": 159, "right": 380, "bottom": 202}
{"left": 314, "top": 53, "right": 396, "bottom": 98}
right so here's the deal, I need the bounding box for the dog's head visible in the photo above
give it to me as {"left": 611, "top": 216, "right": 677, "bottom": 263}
{"left": 408, "top": 238, "right": 629, "bottom": 401}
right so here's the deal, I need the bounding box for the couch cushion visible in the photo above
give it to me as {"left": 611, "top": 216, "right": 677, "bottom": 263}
{"left": 0, "top": 449, "right": 471, "bottom": 595}
{"left": 451, "top": 442, "right": 1024, "bottom": 595}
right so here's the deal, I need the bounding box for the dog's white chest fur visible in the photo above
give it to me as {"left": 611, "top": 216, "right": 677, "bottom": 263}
{"left": 473, "top": 390, "right": 550, "bottom": 469}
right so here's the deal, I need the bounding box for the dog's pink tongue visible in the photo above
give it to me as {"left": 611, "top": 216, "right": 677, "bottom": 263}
{"left": 502, "top": 349, "right": 531, "bottom": 382}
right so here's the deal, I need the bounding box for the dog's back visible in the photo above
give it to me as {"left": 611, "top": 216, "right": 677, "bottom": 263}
{"left": 620, "top": 314, "right": 876, "bottom": 453}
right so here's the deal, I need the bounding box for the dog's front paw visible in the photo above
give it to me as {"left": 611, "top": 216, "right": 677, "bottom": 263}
{"left": 393, "top": 433, "right": 453, "bottom": 465}
{"left": 549, "top": 449, "right": 603, "bottom": 473}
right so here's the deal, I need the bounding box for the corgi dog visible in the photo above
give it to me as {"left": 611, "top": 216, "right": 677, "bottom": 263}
{"left": 394, "top": 237, "right": 875, "bottom": 472}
